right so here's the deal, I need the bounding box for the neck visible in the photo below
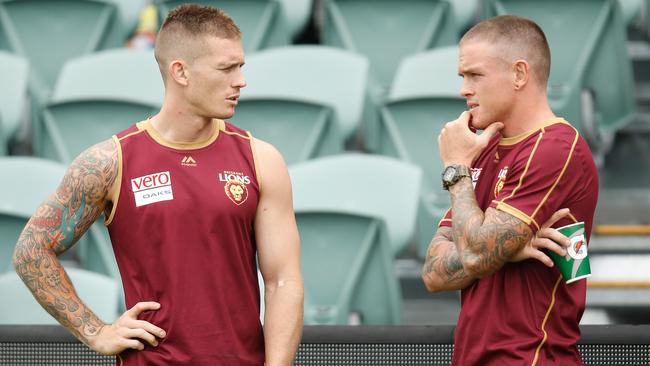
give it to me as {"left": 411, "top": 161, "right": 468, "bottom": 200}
{"left": 500, "top": 89, "right": 557, "bottom": 137}
{"left": 150, "top": 98, "right": 216, "bottom": 143}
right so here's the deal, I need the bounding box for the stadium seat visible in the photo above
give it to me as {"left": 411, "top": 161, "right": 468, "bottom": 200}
{"left": 321, "top": 0, "right": 458, "bottom": 92}
{"left": 37, "top": 49, "right": 163, "bottom": 162}
{"left": 0, "top": 267, "right": 119, "bottom": 324}
{"left": 289, "top": 153, "right": 422, "bottom": 256}
{"left": 373, "top": 46, "right": 464, "bottom": 257}
{"left": 482, "top": 0, "right": 636, "bottom": 160}
{"left": 0, "top": 51, "right": 28, "bottom": 154}
{"left": 297, "top": 212, "right": 401, "bottom": 325}
{"left": 277, "top": 0, "right": 312, "bottom": 40}
{"left": 154, "top": 0, "right": 291, "bottom": 52}
{"left": 236, "top": 46, "right": 369, "bottom": 164}
{"left": 0, "top": 157, "right": 120, "bottom": 287}
{"left": 0, "top": 0, "right": 131, "bottom": 107}
{"left": 450, "top": 0, "right": 480, "bottom": 34}
{"left": 618, "top": 0, "right": 643, "bottom": 28}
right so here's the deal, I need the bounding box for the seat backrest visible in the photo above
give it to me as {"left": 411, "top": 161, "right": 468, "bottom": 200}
{"left": 277, "top": 0, "right": 312, "bottom": 39}
{"left": 233, "top": 100, "right": 343, "bottom": 166}
{"left": 290, "top": 153, "right": 422, "bottom": 255}
{"left": 0, "top": 0, "right": 129, "bottom": 103}
{"left": 38, "top": 49, "right": 163, "bottom": 162}
{"left": 483, "top": 0, "right": 636, "bottom": 151}
{"left": 0, "top": 267, "right": 119, "bottom": 324}
{"left": 298, "top": 212, "right": 401, "bottom": 325}
{"left": 0, "top": 51, "right": 28, "bottom": 153}
{"left": 380, "top": 46, "right": 464, "bottom": 190}
{"left": 242, "top": 46, "right": 369, "bottom": 140}
{"left": 322, "top": 0, "right": 458, "bottom": 89}
{"left": 377, "top": 47, "right": 465, "bottom": 257}
{"left": 154, "top": 0, "right": 291, "bottom": 52}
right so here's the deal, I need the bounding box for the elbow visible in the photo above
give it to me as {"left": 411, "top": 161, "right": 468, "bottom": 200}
{"left": 11, "top": 244, "right": 24, "bottom": 272}
{"left": 461, "top": 255, "right": 499, "bottom": 280}
{"left": 421, "top": 273, "right": 445, "bottom": 293}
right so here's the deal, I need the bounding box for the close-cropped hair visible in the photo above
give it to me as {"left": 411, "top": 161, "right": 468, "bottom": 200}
{"left": 154, "top": 4, "right": 241, "bottom": 83}
{"left": 158, "top": 4, "right": 241, "bottom": 41}
{"left": 461, "top": 15, "right": 551, "bottom": 86}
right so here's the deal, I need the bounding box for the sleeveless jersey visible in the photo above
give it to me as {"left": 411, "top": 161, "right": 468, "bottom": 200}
{"left": 439, "top": 119, "right": 599, "bottom": 365}
{"left": 106, "top": 119, "right": 264, "bottom": 365}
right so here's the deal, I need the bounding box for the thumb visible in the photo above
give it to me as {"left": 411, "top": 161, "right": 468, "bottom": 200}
{"left": 484, "top": 122, "right": 504, "bottom": 137}
{"left": 478, "top": 122, "right": 504, "bottom": 143}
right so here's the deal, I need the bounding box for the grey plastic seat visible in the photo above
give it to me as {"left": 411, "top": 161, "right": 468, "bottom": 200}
{"left": 297, "top": 212, "right": 401, "bottom": 325}
{"left": 0, "top": 51, "right": 28, "bottom": 154}
{"left": 154, "top": 0, "right": 291, "bottom": 52}
{"left": 38, "top": 49, "right": 163, "bottom": 162}
{"left": 277, "top": 0, "right": 312, "bottom": 39}
{"left": 483, "top": 0, "right": 636, "bottom": 159}
{"left": 0, "top": 0, "right": 132, "bottom": 107}
{"left": 290, "top": 153, "right": 422, "bottom": 255}
{"left": 236, "top": 46, "right": 369, "bottom": 164}
{"left": 0, "top": 267, "right": 119, "bottom": 324}
{"left": 374, "top": 46, "right": 464, "bottom": 257}
{"left": 321, "top": 0, "right": 458, "bottom": 92}
{"left": 290, "top": 154, "right": 422, "bottom": 325}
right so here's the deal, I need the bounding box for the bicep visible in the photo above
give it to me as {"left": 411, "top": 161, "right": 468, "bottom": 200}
{"left": 18, "top": 140, "right": 118, "bottom": 255}
{"left": 253, "top": 140, "right": 300, "bottom": 283}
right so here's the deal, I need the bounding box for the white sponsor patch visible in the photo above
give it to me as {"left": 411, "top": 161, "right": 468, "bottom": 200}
{"left": 131, "top": 171, "right": 174, "bottom": 207}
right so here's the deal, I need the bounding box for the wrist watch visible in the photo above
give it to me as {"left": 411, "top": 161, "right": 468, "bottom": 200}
{"left": 441, "top": 164, "right": 471, "bottom": 190}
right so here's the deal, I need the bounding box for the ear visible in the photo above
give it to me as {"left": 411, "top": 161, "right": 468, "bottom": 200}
{"left": 512, "top": 59, "right": 530, "bottom": 90}
{"left": 169, "top": 59, "right": 189, "bottom": 86}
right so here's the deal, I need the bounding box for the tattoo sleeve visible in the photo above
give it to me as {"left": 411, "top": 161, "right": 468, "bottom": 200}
{"left": 422, "top": 226, "right": 474, "bottom": 291}
{"left": 12, "top": 139, "right": 118, "bottom": 346}
{"left": 449, "top": 177, "right": 532, "bottom": 278}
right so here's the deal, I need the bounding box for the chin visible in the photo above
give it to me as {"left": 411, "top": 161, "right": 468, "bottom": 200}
{"left": 472, "top": 116, "right": 496, "bottom": 131}
{"left": 213, "top": 109, "right": 235, "bottom": 120}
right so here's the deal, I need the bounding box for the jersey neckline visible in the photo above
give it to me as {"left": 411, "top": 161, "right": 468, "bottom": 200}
{"left": 136, "top": 118, "right": 225, "bottom": 150}
{"left": 499, "top": 117, "right": 569, "bottom": 146}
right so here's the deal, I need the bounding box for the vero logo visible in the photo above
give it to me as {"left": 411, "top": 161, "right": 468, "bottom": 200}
{"left": 131, "top": 171, "right": 174, "bottom": 207}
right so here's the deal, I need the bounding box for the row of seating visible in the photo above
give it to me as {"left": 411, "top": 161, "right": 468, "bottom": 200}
{"left": 0, "top": 154, "right": 420, "bottom": 325}
{"left": 1, "top": 41, "right": 638, "bottom": 247}
{"left": 0, "top": 0, "right": 639, "bottom": 158}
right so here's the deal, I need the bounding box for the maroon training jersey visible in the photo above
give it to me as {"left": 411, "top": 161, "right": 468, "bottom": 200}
{"left": 440, "top": 118, "right": 599, "bottom": 365}
{"left": 106, "top": 119, "right": 264, "bottom": 365}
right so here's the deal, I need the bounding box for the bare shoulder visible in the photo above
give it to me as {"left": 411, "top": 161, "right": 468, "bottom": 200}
{"left": 251, "top": 137, "right": 290, "bottom": 191}
{"left": 61, "top": 138, "right": 119, "bottom": 206}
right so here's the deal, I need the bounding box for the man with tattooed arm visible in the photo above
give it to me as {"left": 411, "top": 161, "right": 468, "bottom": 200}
{"left": 12, "top": 4, "right": 303, "bottom": 365}
{"left": 421, "top": 16, "right": 598, "bottom": 365}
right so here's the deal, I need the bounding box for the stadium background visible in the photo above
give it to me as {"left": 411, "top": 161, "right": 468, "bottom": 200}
{"left": 0, "top": 0, "right": 649, "bottom": 364}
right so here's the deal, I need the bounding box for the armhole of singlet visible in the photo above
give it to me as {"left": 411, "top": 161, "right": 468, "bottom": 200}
{"left": 247, "top": 131, "right": 262, "bottom": 191}
{"left": 105, "top": 135, "right": 123, "bottom": 226}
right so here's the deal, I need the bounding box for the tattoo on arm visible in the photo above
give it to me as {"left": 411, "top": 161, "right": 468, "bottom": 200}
{"left": 12, "top": 139, "right": 118, "bottom": 344}
{"left": 449, "top": 177, "right": 532, "bottom": 278}
{"left": 422, "top": 226, "right": 471, "bottom": 289}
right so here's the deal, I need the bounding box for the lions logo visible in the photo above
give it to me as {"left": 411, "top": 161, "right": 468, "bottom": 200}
{"left": 224, "top": 180, "right": 248, "bottom": 205}
{"left": 494, "top": 166, "right": 508, "bottom": 198}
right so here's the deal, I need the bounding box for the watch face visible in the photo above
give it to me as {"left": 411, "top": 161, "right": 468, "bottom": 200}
{"left": 443, "top": 166, "right": 457, "bottom": 181}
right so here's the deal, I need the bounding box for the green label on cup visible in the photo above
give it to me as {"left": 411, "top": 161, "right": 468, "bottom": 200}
{"left": 548, "top": 221, "right": 591, "bottom": 284}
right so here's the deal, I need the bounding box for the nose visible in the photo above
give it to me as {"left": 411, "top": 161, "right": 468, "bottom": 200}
{"left": 460, "top": 78, "right": 472, "bottom": 98}
{"left": 233, "top": 68, "right": 246, "bottom": 89}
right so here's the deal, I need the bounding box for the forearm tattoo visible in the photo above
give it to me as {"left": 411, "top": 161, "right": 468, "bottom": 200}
{"left": 12, "top": 139, "right": 118, "bottom": 343}
{"left": 450, "top": 177, "right": 532, "bottom": 277}
{"left": 422, "top": 227, "right": 469, "bottom": 286}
